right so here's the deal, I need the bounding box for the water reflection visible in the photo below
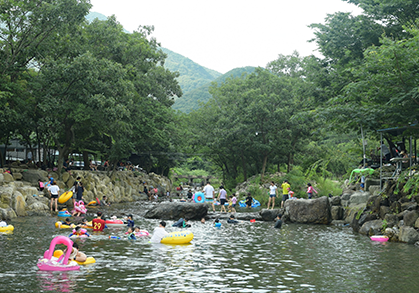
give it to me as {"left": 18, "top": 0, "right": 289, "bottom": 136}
{"left": 2, "top": 213, "right": 419, "bottom": 292}
{"left": 36, "top": 271, "right": 77, "bottom": 293}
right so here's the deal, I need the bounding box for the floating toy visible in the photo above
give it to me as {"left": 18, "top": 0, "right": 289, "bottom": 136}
{"left": 0, "top": 225, "right": 14, "bottom": 232}
{"left": 105, "top": 219, "right": 126, "bottom": 227}
{"left": 37, "top": 236, "right": 80, "bottom": 271}
{"left": 109, "top": 235, "right": 121, "bottom": 240}
{"left": 87, "top": 201, "right": 97, "bottom": 206}
{"left": 370, "top": 235, "right": 389, "bottom": 242}
{"left": 135, "top": 230, "right": 150, "bottom": 237}
{"left": 53, "top": 250, "right": 96, "bottom": 265}
{"left": 58, "top": 191, "right": 73, "bottom": 204}
{"left": 238, "top": 199, "right": 261, "bottom": 208}
{"left": 55, "top": 221, "right": 76, "bottom": 229}
{"left": 69, "top": 228, "right": 90, "bottom": 238}
{"left": 72, "top": 201, "right": 87, "bottom": 215}
{"left": 58, "top": 210, "right": 71, "bottom": 218}
{"left": 250, "top": 219, "right": 256, "bottom": 223}
{"left": 193, "top": 192, "right": 205, "bottom": 203}
{"left": 160, "top": 231, "right": 194, "bottom": 244}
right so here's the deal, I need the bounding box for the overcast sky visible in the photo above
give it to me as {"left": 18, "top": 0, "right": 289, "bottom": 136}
{"left": 90, "top": 0, "right": 362, "bottom": 74}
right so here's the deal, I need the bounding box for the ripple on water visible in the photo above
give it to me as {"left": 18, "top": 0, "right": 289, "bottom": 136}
{"left": 2, "top": 211, "right": 419, "bottom": 292}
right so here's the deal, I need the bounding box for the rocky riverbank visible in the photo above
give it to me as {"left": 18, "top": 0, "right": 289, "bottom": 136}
{"left": 0, "top": 168, "right": 171, "bottom": 220}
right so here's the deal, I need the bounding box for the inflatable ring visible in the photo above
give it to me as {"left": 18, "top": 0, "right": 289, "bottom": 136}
{"left": 53, "top": 250, "right": 96, "bottom": 265}
{"left": 0, "top": 225, "right": 14, "bottom": 232}
{"left": 55, "top": 222, "right": 76, "bottom": 229}
{"left": 194, "top": 192, "right": 205, "bottom": 203}
{"left": 58, "top": 191, "right": 73, "bottom": 204}
{"left": 370, "top": 235, "right": 389, "bottom": 242}
{"left": 161, "top": 231, "right": 194, "bottom": 244}
{"left": 87, "top": 201, "right": 96, "bottom": 206}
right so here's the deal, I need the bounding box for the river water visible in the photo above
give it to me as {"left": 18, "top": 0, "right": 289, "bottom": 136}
{"left": 1, "top": 203, "right": 418, "bottom": 293}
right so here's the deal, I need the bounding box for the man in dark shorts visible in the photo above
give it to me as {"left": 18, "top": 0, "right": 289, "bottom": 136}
{"left": 274, "top": 214, "right": 282, "bottom": 229}
{"left": 245, "top": 193, "right": 253, "bottom": 209}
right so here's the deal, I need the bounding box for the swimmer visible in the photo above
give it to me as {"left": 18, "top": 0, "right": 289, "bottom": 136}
{"left": 274, "top": 214, "right": 282, "bottom": 229}
{"left": 64, "top": 242, "right": 87, "bottom": 263}
{"left": 70, "top": 226, "right": 90, "bottom": 237}
{"left": 201, "top": 218, "right": 206, "bottom": 224}
{"left": 227, "top": 214, "right": 239, "bottom": 224}
{"left": 59, "top": 218, "right": 75, "bottom": 228}
{"left": 126, "top": 214, "right": 134, "bottom": 228}
{"left": 126, "top": 227, "right": 137, "bottom": 240}
{"left": 150, "top": 221, "right": 168, "bottom": 243}
{"left": 213, "top": 218, "right": 221, "bottom": 228}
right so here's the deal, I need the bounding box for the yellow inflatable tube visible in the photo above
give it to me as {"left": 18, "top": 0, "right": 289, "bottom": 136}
{"left": 55, "top": 222, "right": 76, "bottom": 229}
{"left": 0, "top": 225, "right": 14, "bottom": 232}
{"left": 53, "top": 250, "right": 96, "bottom": 265}
{"left": 58, "top": 191, "right": 73, "bottom": 204}
{"left": 161, "top": 231, "right": 194, "bottom": 244}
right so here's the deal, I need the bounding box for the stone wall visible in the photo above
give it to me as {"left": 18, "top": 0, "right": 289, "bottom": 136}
{"left": 0, "top": 168, "right": 171, "bottom": 220}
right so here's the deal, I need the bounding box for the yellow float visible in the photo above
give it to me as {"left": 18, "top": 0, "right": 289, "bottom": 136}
{"left": 87, "top": 201, "right": 96, "bottom": 206}
{"left": 55, "top": 221, "right": 76, "bottom": 229}
{"left": 58, "top": 191, "right": 73, "bottom": 204}
{"left": 53, "top": 250, "right": 96, "bottom": 265}
{"left": 0, "top": 225, "right": 14, "bottom": 232}
{"left": 160, "top": 231, "right": 194, "bottom": 244}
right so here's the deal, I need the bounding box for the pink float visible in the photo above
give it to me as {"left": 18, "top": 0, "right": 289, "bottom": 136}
{"left": 105, "top": 219, "right": 125, "bottom": 227}
{"left": 370, "top": 235, "right": 389, "bottom": 242}
{"left": 72, "top": 201, "right": 87, "bottom": 215}
{"left": 37, "top": 236, "right": 80, "bottom": 271}
{"left": 132, "top": 230, "right": 150, "bottom": 237}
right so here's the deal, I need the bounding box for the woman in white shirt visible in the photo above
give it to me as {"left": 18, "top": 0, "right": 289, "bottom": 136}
{"left": 48, "top": 181, "right": 60, "bottom": 212}
{"left": 268, "top": 181, "right": 278, "bottom": 210}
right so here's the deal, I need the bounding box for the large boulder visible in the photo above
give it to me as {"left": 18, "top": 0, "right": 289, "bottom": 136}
{"left": 3, "top": 173, "right": 14, "bottom": 183}
{"left": 260, "top": 209, "right": 281, "bottom": 221}
{"left": 401, "top": 202, "right": 418, "bottom": 212}
{"left": 0, "top": 207, "right": 17, "bottom": 220}
{"left": 331, "top": 206, "right": 343, "bottom": 220}
{"left": 384, "top": 214, "right": 399, "bottom": 228}
{"left": 343, "top": 204, "right": 365, "bottom": 224}
{"left": 12, "top": 172, "right": 22, "bottom": 180}
{"left": 399, "top": 226, "right": 419, "bottom": 244}
{"left": 330, "top": 196, "right": 341, "bottom": 206}
{"left": 26, "top": 201, "right": 50, "bottom": 216}
{"left": 341, "top": 189, "right": 355, "bottom": 201}
{"left": 21, "top": 170, "right": 48, "bottom": 184}
{"left": 144, "top": 202, "right": 208, "bottom": 220}
{"left": 284, "top": 196, "right": 331, "bottom": 224}
{"left": 379, "top": 206, "right": 390, "bottom": 219}
{"left": 359, "top": 219, "right": 383, "bottom": 235}
{"left": 11, "top": 191, "right": 27, "bottom": 217}
{"left": 403, "top": 211, "right": 419, "bottom": 227}
{"left": 348, "top": 192, "right": 369, "bottom": 207}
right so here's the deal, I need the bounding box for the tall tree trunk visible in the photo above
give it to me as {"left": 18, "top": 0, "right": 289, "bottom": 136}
{"left": 83, "top": 151, "right": 89, "bottom": 170}
{"left": 241, "top": 155, "right": 247, "bottom": 181}
{"left": 277, "top": 163, "right": 280, "bottom": 173}
{"left": 261, "top": 153, "right": 268, "bottom": 181}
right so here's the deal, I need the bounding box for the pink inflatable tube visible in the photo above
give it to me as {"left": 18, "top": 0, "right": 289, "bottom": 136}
{"left": 37, "top": 236, "right": 80, "bottom": 271}
{"left": 370, "top": 235, "right": 389, "bottom": 242}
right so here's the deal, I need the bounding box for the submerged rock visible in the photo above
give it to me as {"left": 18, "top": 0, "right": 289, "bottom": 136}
{"left": 359, "top": 219, "right": 383, "bottom": 235}
{"left": 144, "top": 202, "right": 207, "bottom": 220}
{"left": 284, "top": 196, "right": 331, "bottom": 224}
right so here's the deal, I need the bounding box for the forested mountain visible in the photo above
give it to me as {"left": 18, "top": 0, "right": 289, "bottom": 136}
{"left": 160, "top": 47, "right": 222, "bottom": 94}
{"left": 172, "top": 66, "right": 256, "bottom": 113}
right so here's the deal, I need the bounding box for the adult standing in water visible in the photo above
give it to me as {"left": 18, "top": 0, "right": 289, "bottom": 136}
{"left": 281, "top": 180, "right": 290, "bottom": 208}
{"left": 92, "top": 211, "right": 105, "bottom": 232}
{"left": 217, "top": 186, "right": 227, "bottom": 213}
{"left": 48, "top": 180, "right": 60, "bottom": 212}
{"left": 203, "top": 181, "right": 215, "bottom": 212}
{"left": 267, "top": 181, "right": 278, "bottom": 210}
{"left": 150, "top": 221, "right": 168, "bottom": 243}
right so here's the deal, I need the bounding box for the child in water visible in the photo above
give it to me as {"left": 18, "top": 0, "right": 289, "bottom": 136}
{"left": 126, "top": 227, "right": 137, "bottom": 240}
{"left": 126, "top": 214, "right": 134, "bottom": 228}
{"left": 213, "top": 218, "right": 221, "bottom": 228}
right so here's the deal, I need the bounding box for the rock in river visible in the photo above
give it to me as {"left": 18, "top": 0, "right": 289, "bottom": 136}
{"left": 144, "top": 202, "right": 208, "bottom": 220}
{"left": 284, "top": 196, "right": 331, "bottom": 224}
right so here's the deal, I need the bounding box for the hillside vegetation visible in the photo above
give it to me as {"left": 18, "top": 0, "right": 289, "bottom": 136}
{"left": 172, "top": 66, "right": 256, "bottom": 113}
